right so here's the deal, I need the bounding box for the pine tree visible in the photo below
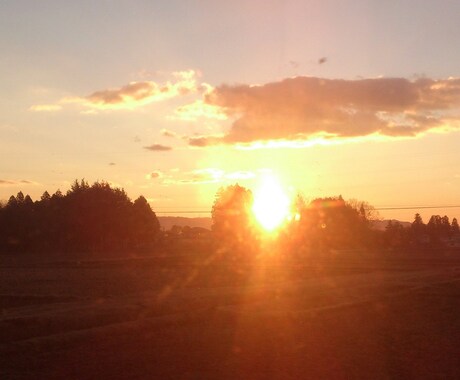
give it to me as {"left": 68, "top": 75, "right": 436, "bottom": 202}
{"left": 452, "top": 218, "right": 460, "bottom": 235}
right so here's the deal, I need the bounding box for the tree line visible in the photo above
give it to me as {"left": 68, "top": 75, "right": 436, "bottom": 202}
{"left": 384, "top": 213, "right": 460, "bottom": 249}
{"left": 0, "top": 180, "right": 160, "bottom": 253}
{"left": 211, "top": 184, "right": 460, "bottom": 255}
{"left": 1, "top": 181, "right": 459, "bottom": 255}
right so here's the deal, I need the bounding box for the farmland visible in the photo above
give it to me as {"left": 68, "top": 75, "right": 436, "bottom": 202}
{"left": 1, "top": 249, "right": 459, "bottom": 379}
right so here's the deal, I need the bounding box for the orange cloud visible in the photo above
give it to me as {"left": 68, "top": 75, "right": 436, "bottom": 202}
{"left": 146, "top": 171, "right": 163, "bottom": 180}
{"left": 190, "top": 76, "right": 460, "bottom": 147}
{"left": 64, "top": 70, "right": 201, "bottom": 111}
{"left": 90, "top": 70, "right": 197, "bottom": 109}
{"left": 144, "top": 144, "right": 173, "bottom": 151}
{"left": 172, "top": 100, "right": 227, "bottom": 121}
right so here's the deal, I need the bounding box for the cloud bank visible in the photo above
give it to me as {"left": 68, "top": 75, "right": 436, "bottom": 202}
{"left": 188, "top": 76, "right": 460, "bottom": 147}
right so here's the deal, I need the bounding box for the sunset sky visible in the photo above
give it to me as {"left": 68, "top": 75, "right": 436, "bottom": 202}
{"left": 1, "top": 0, "right": 460, "bottom": 222}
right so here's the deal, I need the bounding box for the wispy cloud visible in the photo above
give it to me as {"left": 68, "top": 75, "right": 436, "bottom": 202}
{"left": 144, "top": 144, "right": 173, "bottom": 151}
{"left": 0, "top": 179, "right": 36, "bottom": 185}
{"left": 161, "top": 129, "right": 178, "bottom": 138}
{"left": 39, "top": 70, "right": 204, "bottom": 112}
{"left": 171, "top": 100, "right": 227, "bottom": 121}
{"left": 189, "top": 76, "right": 460, "bottom": 147}
{"left": 82, "top": 70, "right": 199, "bottom": 110}
{"left": 162, "top": 168, "right": 255, "bottom": 185}
{"left": 163, "top": 168, "right": 224, "bottom": 184}
{"left": 29, "top": 104, "right": 62, "bottom": 112}
{"left": 0, "top": 180, "right": 16, "bottom": 185}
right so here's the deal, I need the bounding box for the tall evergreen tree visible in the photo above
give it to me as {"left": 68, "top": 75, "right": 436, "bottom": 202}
{"left": 452, "top": 218, "right": 460, "bottom": 235}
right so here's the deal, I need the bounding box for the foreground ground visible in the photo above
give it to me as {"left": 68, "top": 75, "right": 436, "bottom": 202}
{"left": 1, "top": 248, "right": 460, "bottom": 379}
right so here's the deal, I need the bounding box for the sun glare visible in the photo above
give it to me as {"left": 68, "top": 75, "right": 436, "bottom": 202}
{"left": 252, "top": 176, "right": 291, "bottom": 232}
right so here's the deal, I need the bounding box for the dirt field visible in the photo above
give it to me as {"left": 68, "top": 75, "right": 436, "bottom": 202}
{"left": 1, "top": 250, "right": 460, "bottom": 379}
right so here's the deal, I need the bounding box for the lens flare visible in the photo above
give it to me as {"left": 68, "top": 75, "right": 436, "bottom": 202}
{"left": 252, "top": 176, "right": 290, "bottom": 231}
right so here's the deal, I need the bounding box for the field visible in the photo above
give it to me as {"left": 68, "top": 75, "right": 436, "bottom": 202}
{"left": 1, "top": 248, "right": 460, "bottom": 379}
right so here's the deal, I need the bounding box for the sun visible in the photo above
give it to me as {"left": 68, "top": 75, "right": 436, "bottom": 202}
{"left": 252, "top": 176, "right": 291, "bottom": 232}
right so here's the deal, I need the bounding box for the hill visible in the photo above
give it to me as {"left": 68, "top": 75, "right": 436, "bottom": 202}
{"left": 371, "top": 219, "right": 411, "bottom": 231}
{"left": 158, "top": 216, "right": 212, "bottom": 230}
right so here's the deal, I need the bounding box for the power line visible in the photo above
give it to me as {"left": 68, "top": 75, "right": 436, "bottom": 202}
{"left": 373, "top": 205, "right": 460, "bottom": 211}
{"left": 155, "top": 211, "right": 211, "bottom": 214}
{"left": 154, "top": 205, "right": 460, "bottom": 215}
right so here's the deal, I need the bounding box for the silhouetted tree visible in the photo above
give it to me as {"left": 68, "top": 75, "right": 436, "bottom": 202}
{"left": 427, "top": 215, "right": 443, "bottom": 245}
{"left": 452, "top": 218, "right": 460, "bottom": 235}
{"left": 40, "top": 191, "right": 51, "bottom": 202}
{"left": 211, "top": 184, "right": 256, "bottom": 252}
{"left": 294, "top": 196, "right": 373, "bottom": 252}
{"left": 0, "top": 180, "right": 161, "bottom": 254}
{"left": 384, "top": 220, "right": 407, "bottom": 249}
{"left": 16, "top": 191, "right": 25, "bottom": 204}
{"left": 131, "top": 195, "right": 161, "bottom": 248}
{"left": 411, "top": 213, "right": 426, "bottom": 244}
{"left": 441, "top": 215, "right": 451, "bottom": 238}
{"left": 7, "top": 195, "right": 17, "bottom": 208}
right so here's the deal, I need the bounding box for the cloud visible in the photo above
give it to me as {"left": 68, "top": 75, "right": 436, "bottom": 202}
{"left": 146, "top": 171, "right": 163, "bottom": 180}
{"left": 82, "top": 70, "right": 201, "bottom": 110}
{"left": 29, "top": 104, "right": 62, "bottom": 112}
{"left": 61, "top": 70, "right": 203, "bottom": 111}
{"left": 188, "top": 135, "right": 224, "bottom": 147}
{"left": 0, "top": 180, "right": 16, "bottom": 185}
{"left": 0, "top": 179, "right": 35, "bottom": 185}
{"left": 190, "top": 76, "right": 460, "bottom": 147}
{"left": 144, "top": 144, "right": 173, "bottom": 151}
{"left": 164, "top": 168, "right": 224, "bottom": 185}
{"left": 161, "top": 129, "right": 178, "bottom": 138}
{"left": 171, "top": 100, "right": 227, "bottom": 121}
{"left": 162, "top": 168, "right": 255, "bottom": 185}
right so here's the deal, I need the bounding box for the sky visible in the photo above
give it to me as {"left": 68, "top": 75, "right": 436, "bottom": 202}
{"left": 1, "top": 0, "right": 460, "bottom": 222}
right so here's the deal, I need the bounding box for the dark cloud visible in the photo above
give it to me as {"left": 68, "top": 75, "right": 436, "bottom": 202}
{"left": 191, "top": 76, "right": 460, "bottom": 146}
{"left": 144, "top": 144, "right": 173, "bottom": 151}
